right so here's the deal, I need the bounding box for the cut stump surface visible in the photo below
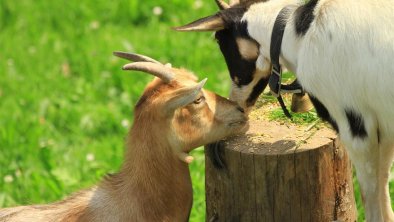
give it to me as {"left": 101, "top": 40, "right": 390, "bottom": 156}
{"left": 205, "top": 108, "right": 357, "bottom": 222}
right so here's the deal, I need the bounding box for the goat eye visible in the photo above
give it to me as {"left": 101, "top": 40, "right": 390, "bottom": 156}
{"left": 193, "top": 96, "right": 205, "bottom": 104}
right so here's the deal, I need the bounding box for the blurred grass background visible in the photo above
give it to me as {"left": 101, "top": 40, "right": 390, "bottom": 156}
{"left": 0, "top": 0, "right": 389, "bottom": 221}
{"left": 0, "top": 1, "right": 226, "bottom": 221}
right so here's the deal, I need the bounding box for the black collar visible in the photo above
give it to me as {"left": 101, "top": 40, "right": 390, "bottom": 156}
{"left": 268, "top": 7, "right": 303, "bottom": 119}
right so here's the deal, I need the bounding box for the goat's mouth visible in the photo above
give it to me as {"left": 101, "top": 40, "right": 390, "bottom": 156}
{"left": 228, "top": 118, "right": 249, "bottom": 127}
{"left": 229, "top": 120, "right": 249, "bottom": 134}
{"left": 229, "top": 121, "right": 246, "bottom": 127}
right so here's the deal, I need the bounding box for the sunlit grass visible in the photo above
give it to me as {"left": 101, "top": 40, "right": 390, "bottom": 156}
{"left": 0, "top": 1, "right": 221, "bottom": 220}
{"left": 268, "top": 107, "right": 319, "bottom": 125}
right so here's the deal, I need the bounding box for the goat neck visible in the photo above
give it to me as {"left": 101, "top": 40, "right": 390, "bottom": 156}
{"left": 244, "top": 0, "right": 301, "bottom": 73}
{"left": 88, "top": 118, "right": 193, "bottom": 222}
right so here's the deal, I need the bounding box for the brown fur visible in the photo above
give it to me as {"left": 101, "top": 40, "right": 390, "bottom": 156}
{"left": 0, "top": 65, "right": 247, "bottom": 222}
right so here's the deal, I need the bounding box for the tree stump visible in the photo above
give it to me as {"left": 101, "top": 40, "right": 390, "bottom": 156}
{"left": 205, "top": 112, "right": 357, "bottom": 222}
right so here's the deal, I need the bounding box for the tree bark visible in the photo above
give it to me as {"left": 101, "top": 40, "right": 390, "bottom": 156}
{"left": 205, "top": 119, "right": 357, "bottom": 222}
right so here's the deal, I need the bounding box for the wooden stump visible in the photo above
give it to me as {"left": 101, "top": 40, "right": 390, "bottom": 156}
{"left": 205, "top": 118, "right": 357, "bottom": 222}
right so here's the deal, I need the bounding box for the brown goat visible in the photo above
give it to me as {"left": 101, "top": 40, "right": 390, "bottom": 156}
{"left": 0, "top": 52, "right": 248, "bottom": 222}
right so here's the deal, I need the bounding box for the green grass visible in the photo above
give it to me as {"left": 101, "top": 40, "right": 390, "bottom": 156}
{"left": 0, "top": 1, "right": 225, "bottom": 221}
{"left": 0, "top": 1, "right": 389, "bottom": 221}
{"left": 268, "top": 107, "right": 319, "bottom": 125}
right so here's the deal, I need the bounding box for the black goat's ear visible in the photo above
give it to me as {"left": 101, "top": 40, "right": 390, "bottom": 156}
{"left": 215, "top": 0, "right": 230, "bottom": 10}
{"left": 173, "top": 14, "right": 225, "bottom": 32}
{"left": 173, "top": 5, "right": 246, "bottom": 32}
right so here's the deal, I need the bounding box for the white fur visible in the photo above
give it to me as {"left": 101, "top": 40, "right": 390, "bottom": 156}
{"left": 243, "top": 0, "right": 394, "bottom": 221}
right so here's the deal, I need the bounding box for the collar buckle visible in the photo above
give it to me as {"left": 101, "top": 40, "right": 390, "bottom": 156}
{"left": 269, "top": 65, "right": 282, "bottom": 98}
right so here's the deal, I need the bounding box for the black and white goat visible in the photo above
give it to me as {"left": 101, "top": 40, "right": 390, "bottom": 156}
{"left": 175, "top": 0, "right": 394, "bottom": 221}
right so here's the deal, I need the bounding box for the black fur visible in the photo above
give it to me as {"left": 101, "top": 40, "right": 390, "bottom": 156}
{"left": 214, "top": 6, "right": 262, "bottom": 87}
{"left": 345, "top": 109, "right": 368, "bottom": 138}
{"left": 206, "top": 141, "right": 226, "bottom": 169}
{"left": 308, "top": 94, "right": 339, "bottom": 132}
{"left": 218, "top": 6, "right": 247, "bottom": 29}
{"left": 294, "top": 0, "right": 319, "bottom": 36}
{"left": 246, "top": 77, "right": 270, "bottom": 107}
{"left": 215, "top": 28, "right": 258, "bottom": 87}
{"left": 214, "top": 6, "right": 269, "bottom": 110}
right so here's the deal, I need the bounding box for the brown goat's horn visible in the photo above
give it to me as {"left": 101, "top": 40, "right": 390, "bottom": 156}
{"left": 215, "top": 0, "right": 230, "bottom": 9}
{"left": 113, "top": 51, "right": 161, "bottom": 64}
{"left": 122, "top": 62, "right": 173, "bottom": 83}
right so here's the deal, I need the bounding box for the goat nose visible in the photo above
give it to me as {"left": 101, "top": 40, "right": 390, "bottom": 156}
{"left": 236, "top": 106, "right": 245, "bottom": 113}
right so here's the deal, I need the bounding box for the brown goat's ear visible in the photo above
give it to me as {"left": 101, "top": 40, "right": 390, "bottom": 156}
{"left": 164, "top": 78, "right": 207, "bottom": 113}
{"left": 122, "top": 62, "right": 174, "bottom": 83}
{"left": 173, "top": 14, "right": 225, "bottom": 32}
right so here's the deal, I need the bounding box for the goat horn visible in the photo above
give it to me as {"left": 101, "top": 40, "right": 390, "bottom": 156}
{"left": 113, "top": 51, "right": 162, "bottom": 64}
{"left": 122, "top": 62, "right": 174, "bottom": 83}
{"left": 215, "top": 0, "right": 230, "bottom": 9}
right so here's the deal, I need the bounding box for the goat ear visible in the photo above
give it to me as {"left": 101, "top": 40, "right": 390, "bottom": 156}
{"left": 229, "top": 0, "right": 240, "bottom": 5}
{"left": 165, "top": 78, "right": 208, "bottom": 113}
{"left": 113, "top": 51, "right": 162, "bottom": 64}
{"left": 215, "top": 0, "right": 230, "bottom": 10}
{"left": 173, "top": 14, "right": 225, "bottom": 32}
{"left": 122, "top": 62, "right": 174, "bottom": 83}
{"left": 215, "top": 0, "right": 241, "bottom": 9}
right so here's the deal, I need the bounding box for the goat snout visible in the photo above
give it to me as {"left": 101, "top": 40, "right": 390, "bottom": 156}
{"left": 237, "top": 106, "right": 245, "bottom": 113}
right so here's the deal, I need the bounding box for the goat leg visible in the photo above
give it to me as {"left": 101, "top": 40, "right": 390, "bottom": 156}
{"left": 206, "top": 141, "right": 226, "bottom": 169}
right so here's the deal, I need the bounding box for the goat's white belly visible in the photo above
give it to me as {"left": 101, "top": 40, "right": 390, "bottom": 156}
{"left": 287, "top": 1, "right": 394, "bottom": 220}
{"left": 296, "top": 54, "right": 394, "bottom": 150}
